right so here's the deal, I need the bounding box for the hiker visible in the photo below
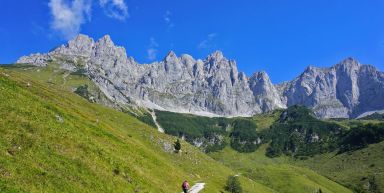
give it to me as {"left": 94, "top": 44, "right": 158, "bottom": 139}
{"left": 181, "top": 180, "right": 190, "bottom": 193}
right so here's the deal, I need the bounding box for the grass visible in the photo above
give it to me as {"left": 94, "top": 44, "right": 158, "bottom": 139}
{"left": 295, "top": 141, "right": 384, "bottom": 192}
{"left": 153, "top": 102, "right": 383, "bottom": 193}
{"left": 0, "top": 63, "right": 109, "bottom": 103}
{"left": 0, "top": 67, "right": 274, "bottom": 193}
{"left": 250, "top": 110, "right": 282, "bottom": 130}
{"left": 1, "top": 63, "right": 157, "bottom": 127}
{"left": 209, "top": 145, "right": 353, "bottom": 193}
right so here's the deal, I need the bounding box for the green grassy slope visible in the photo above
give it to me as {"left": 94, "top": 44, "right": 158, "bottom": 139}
{"left": 154, "top": 108, "right": 354, "bottom": 193}
{"left": 209, "top": 145, "right": 353, "bottom": 193}
{"left": 1, "top": 63, "right": 157, "bottom": 128}
{"left": 0, "top": 67, "right": 274, "bottom": 193}
{"left": 296, "top": 141, "right": 384, "bottom": 193}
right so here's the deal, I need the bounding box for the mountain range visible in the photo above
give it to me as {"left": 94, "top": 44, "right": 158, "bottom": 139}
{"left": 17, "top": 34, "right": 384, "bottom": 118}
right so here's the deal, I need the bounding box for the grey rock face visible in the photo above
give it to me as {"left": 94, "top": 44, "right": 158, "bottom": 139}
{"left": 17, "top": 53, "right": 50, "bottom": 66}
{"left": 17, "top": 35, "right": 384, "bottom": 118}
{"left": 277, "top": 58, "right": 384, "bottom": 118}
{"left": 249, "top": 71, "right": 286, "bottom": 112}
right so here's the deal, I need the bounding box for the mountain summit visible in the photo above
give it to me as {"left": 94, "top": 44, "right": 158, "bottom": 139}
{"left": 17, "top": 34, "right": 384, "bottom": 118}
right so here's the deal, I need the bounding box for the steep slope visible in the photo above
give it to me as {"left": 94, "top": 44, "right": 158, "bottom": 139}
{"left": 209, "top": 145, "right": 353, "bottom": 193}
{"left": 152, "top": 105, "right": 384, "bottom": 192}
{"left": 296, "top": 141, "right": 384, "bottom": 193}
{"left": 0, "top": 67, "right": 274, "bottom": 193}
{"left": 263, "top": 105, "right": 346, "bottom": 158}
{"left": 278, "top": 58, "right": 384, "bottom": 118}
{"left": 16, "top": 34, "right": 384, "bottom": 118}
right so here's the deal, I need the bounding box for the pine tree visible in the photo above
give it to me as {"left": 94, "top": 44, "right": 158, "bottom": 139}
{"left": 174, "top": 139, "right": 181, "bottom": 152}
{"left": 225, "top": 175, "right": 243, "bottom": 193}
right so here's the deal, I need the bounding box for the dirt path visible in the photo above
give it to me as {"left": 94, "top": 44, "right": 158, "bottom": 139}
{"left": 62, "top": 72, "right": 70, "bottom": 85}
{"left": 149, "top": 110, "right": 164, "bottom": 133}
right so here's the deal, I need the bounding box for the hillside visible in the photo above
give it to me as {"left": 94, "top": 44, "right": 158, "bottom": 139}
{"left": 153, "top": 108, "right": 358, "bottom": 192}
{"left": 296, "top": 141, "right": 384, "bottom": 192}
{"left": 0, "top": 66, "right": 275, "bottom": 192}
{"left": 153, "top": 105, "right": 384, "bottom": 193}
{"left": 209, "top": 145, "right": 353, "bottom": 193}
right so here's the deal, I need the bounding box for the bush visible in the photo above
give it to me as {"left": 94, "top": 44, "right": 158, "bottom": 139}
{"left": 225, "top": 176, "right": 243, "bottom": 193}
{"left": 174, "top": 139, "right": 181, "bottom": 152}
{"left": 74, "top": 85, "right": 89, "bottom": 99}
{"left": 339, "top": 123, "right": 384, "bottom": 153}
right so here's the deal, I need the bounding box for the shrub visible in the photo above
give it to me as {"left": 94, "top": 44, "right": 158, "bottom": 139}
{"left": 74, "top": 84, "right": 89, "bottom": 99}
{"left": 225, "top": 175, "right": 243, "bottom": 193}
{"left": 174, "top": 139, "right": 181, "bottom": 152}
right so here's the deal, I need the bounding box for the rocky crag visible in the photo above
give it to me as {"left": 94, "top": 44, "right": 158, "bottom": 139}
{"left": 17, "top": 34, "right": 384, "bottom": 118}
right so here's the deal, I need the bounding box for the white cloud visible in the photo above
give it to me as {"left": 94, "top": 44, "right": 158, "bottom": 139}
{"left": 99, "top": 0, "right": 129, "bottom": 20}
{"left": 164, "top": 10, "right": 174, "bottom": 28}
{"left": 198, "top": 33, "right": 217, "bottom": 49}
{"left": 48, "top": 0, "right": 129, "bottom": 40}
{"left": 49, "top": 0, "right": 92, "bottom": 40}
{"left": 147, "top": 48, "right": 157, "bottom": 61}
{"left": 147, "top": 37, "right": 159, "bottom": 61}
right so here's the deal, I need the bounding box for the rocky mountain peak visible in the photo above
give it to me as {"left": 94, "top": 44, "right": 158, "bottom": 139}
{"left": 335, "top": 57, "right": 360, "bottom": 71}
{"left": 303, "top": 65, "right": 317, "bottom": 72}
{"left": 53, "top": 34, "right": 95, "bottom": 57}
{"left": 180, "top": 54, "right": 196, "bottom": 67}
{"left": 251, "top": 71, "right": 270, "bottom": 82}
{"left": 249, "top": 71, "right": 286, "bottom": 111}
{"left": 96, "top": 34, "right": 115, "bottom": 47}
{"left": 71, "top": 34, "right": 93, "bottom": 44}
{"left": 164, "top": 51, "right": 177, "bottom": 61}
{"left": 208, "top": 50, "right": 224, "bottom": 61}
{"left": 162, "top": 51, "right": 182, "bottom": 73}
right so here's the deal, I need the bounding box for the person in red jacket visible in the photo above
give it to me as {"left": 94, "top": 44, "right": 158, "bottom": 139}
{"left": 181, "top": 180, "right": 190, "bottom": 193}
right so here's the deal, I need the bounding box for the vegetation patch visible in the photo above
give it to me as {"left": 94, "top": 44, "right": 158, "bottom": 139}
{"left": 339, "top": 123, "right": 384, "bottom": 153}
{"left": 263, "top": 105, "right": 345, "bottom": 158}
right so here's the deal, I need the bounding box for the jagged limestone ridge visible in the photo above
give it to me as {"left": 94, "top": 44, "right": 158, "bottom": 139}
{"left": 17, "top": 34, "right": 384, "bottom": 118}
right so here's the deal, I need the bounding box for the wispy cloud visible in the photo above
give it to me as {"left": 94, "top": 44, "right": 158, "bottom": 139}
{"left": 99, "top": 0, "right": 129, "bottom": 20}
{"left": 48, "top": 0, "right": 129, "bottom": 40}
{"left": 163, "top": 10, "right": 174, "bottom": 29}
{"left": 147, "top": 37, "right": 159, "bottom": 61}
{"left": 49, "top": 0, "right": 92, "bottom": 40}
{"left": 30, "top": 21, "right": 47, "bottom": 35}
{"left": 198, "top": 33, "right": 217, "bottom": 49}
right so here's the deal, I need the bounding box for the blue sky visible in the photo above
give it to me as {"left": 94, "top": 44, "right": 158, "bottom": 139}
{"left": 0, "top": 0, "right": 383, "bottom": 83}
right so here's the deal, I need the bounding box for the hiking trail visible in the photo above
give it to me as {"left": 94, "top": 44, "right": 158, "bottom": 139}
{"left": 149, "top": 110, "right": 164, "bottom": 133}
{"left": 181, "top": 183, "right": 205, "bottom": 193}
